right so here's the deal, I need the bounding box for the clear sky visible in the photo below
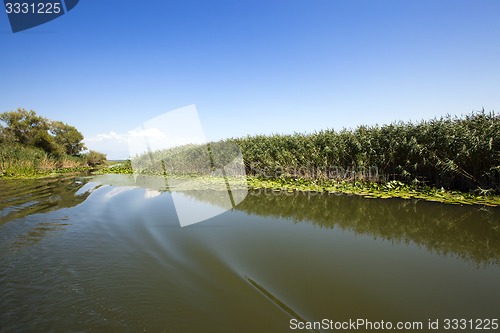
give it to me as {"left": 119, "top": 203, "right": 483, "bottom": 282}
{"left": 1, "top": 0, "right": 499, "bottom": 159}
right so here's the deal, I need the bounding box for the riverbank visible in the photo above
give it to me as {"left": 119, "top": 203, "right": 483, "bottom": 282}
{"left": 0, "top": 146, "right": 107, "bottom": 178}
{"left": 0, "top": 166, "right": 97, "bottom": 179}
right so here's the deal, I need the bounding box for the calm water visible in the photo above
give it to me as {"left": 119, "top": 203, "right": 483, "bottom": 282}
{"left": 1, "top": 175, "right": 499, "bottom": 332}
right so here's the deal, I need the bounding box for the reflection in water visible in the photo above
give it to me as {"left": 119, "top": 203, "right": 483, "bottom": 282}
{"left": 185, "top": 188, "right": 500, "bottom": 266}
{"left": 0, "top": 176, "right": 91, "bottom": 223}
{"left": 90, "top": 173, "right": 248, "bottom": 226}
{"left": 12, "top": 219, "right": 70, "bottom": 248}
{"left": 0, "top": 176, "right": 92, "bottom": 249}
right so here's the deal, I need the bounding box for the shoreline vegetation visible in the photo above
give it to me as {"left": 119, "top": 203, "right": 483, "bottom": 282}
{"left": 0, "top": 108, "right": 107, "bottom": 178}
{"left": 2, "top": 108, "right": 499, "bottom": 206}
{"left": 96, "top": 110, "right": 500, "bottom": 207}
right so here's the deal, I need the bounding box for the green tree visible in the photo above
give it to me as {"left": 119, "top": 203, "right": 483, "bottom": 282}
{"left": 0, "top": 123, "right": 16, "bottom": 144}
{"left": 0, "top": 108, "right": 87, "bottom": 157}
{"left": 0, "top": 108, "right": 49, "bottom": 147}
{"left": 49, "top": 120, "right": 86, "bottom": 156}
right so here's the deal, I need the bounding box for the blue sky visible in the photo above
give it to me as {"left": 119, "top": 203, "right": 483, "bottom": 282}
{"left": 1, "top": 0, "right": 499, "bottom": 159}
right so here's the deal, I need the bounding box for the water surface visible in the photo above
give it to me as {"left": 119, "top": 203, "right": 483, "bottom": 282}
{"left": 1, "top": 175, "right": 499, "bottom": 332}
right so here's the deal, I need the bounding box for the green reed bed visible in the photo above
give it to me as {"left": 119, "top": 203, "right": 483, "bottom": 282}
{"left": 230, "top": 110, "right": 499, "bottom": 194}
{"left": 124, "top": 110, "right": 499, "bottom": 206}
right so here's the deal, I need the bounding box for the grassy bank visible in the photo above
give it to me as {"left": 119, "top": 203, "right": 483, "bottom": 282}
{"left": 0, "top": 144, "right": 105, "bottom": 178}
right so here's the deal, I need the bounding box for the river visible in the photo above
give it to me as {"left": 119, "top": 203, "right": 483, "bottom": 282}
{"left": 1, "top": 174, "right": 499, "bottom": 332}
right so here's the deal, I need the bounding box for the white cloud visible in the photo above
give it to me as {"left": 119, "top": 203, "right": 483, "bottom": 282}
{"left": 144, "top": 189, "right": 161, "bottom": 199}
{"left": 84, "top": 131, "right": 130, "bottom": 160}
{"left": 128, "top": 128, "right": 166, "bottom": 139}
{"left": 86, "top": 131, "right": 127, "bottom": 143}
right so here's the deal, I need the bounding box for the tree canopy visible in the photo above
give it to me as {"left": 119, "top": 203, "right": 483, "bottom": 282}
{"left": 0, "top": 108, "right": 86, "bottom": 157}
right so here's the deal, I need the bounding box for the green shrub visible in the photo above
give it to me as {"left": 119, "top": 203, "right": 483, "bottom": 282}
{"left": 84, "top": 150, "right": 107, "bottom": 167}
